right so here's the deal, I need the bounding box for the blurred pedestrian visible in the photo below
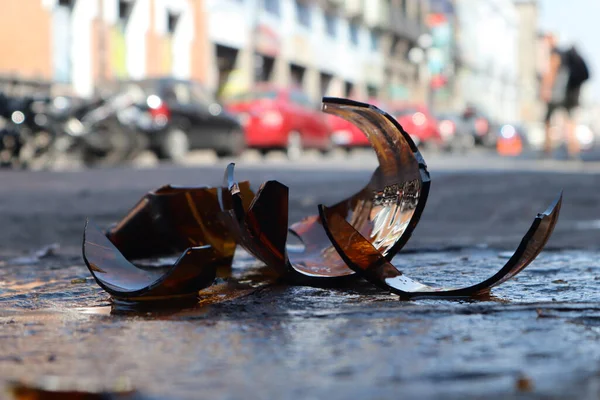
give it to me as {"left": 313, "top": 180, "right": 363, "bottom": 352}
{"left": 541, "top": 33, "right": 590, "bottom": 159}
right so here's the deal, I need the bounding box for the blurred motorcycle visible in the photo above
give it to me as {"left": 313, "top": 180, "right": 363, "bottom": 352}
{"left": 53, "top": 86, "right": 148, "bottom": 167}
{"left": 0, "top": 89, "right": 70, "bottom": 169}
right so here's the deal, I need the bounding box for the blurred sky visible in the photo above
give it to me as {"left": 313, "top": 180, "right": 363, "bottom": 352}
{"left": 539, "top": 0, "right": 600, "bottom": 102}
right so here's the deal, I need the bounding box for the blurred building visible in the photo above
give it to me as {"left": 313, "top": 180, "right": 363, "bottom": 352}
{"left": 425, "top": 0, "right": 457, "bottom": 112}
{"left": 205, "top": 0, "right": 430, "bottom": 103}
{"left": 0, "top": 0, "right": 433, "bottom": 104}
{"left": 454, "top": 0, "right": 519, "bottom": 122}
{"left": 514, "top": 0, "right": 541, "bottom": 128}
{"left": 0, "top": 0, "right": 210, "bottom": 97}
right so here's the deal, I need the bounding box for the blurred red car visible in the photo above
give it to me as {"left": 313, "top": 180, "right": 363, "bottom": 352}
{"left": 326, "top": 98, "right": 388, "bottom": 148}
{"left": 225, "top": 85, "right": 332, "bottom": 156}
{"left": 392, "top": 104, "right": 442, "bottom": 147}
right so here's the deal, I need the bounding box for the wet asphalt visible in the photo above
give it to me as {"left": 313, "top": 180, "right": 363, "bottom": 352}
{"left": 2, "top": 150, "right": 600, "bottom": 399}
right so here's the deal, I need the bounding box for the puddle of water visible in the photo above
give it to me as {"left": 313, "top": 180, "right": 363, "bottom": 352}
{"left": 75, "top": 306, "right": 113, "bottom": 316}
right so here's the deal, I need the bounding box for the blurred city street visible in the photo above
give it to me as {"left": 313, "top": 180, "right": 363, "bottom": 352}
{"left": 3, "top": 0, "right": 600, "bottom": 399}
{"left": 4, "top": 147, "right": 600, "bottom": 255}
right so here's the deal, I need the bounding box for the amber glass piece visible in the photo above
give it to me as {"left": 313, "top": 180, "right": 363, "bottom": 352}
{"left": 220, "top": 168, "right": 290, "bottom": 275}
{"left": 83, "top": 220, "right": 217, "bottom": 300}
{"left": 317, "top": 97, "right": 430, "bottom": 260}
{"left": 220, "top": 98, "right": 430, "bottom": 284}
{"left": 319, "top": 194, "right": 562, "bottom": 299}
{"left": 8, "top": 379, "right": 136, "bottom": 399}
{"left": 106, "top": 182, "right": 253, "bottom": 262}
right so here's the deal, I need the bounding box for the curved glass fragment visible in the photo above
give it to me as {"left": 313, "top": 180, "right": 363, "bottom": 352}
{"left": 219, "top": 97, "right": 430, "bottom": 284}
{"left": 319, "top": 193, "right": 562, "bottom": 299}
{"left": 83, "top": 220, "right": 217, "bottom": 300}
{"left": 106, "top": 182, "right": 253, "bottom": 263}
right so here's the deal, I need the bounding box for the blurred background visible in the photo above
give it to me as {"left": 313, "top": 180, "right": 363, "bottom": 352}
{"left": 0, "top": 0, "right": 597, "bottom": 169}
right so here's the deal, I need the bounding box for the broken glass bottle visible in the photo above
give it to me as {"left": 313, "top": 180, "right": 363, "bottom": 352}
{"left": 219, "top": 98, "right": 430, "bottom": 285}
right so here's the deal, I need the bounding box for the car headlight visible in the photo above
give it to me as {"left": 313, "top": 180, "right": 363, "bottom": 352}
{"left": 65, "top": 118, "right": 85, "bottom": 136}
{"left": 261, "top": 111, "right": 283, "bottom": 126}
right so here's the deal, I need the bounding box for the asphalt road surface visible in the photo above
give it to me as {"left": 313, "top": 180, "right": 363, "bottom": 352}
{"left": 3, "top": 151, "right": 600, "bottom": 399}
{"left": 2, "top": 148, "right": 600, "bottom": 253}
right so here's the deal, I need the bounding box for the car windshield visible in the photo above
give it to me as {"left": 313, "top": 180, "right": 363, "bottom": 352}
{"left": 395, "top": 108, "right": 420, "bottom": 116}
{"left": 230, "top": 91, "right": 278, "bottom": 102}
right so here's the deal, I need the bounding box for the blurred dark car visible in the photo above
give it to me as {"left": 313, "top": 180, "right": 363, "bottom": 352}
{"left": 117, "top": 78, "right": 245, "bottom": 161}
{"left": 225, "top": 85, "right": 332, "bottom": 158}
{"left": 461, "top": 106, "right": 496, "bottom": 147}
{"left": 392, "top": 104, "right": 442, "bottom": 148}
{"left": 435, "top": 112, "right": 475, "bottom": 152}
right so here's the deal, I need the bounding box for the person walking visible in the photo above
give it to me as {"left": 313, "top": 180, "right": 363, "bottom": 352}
{"left": 541, "top": 34, "right": 590, "bottom": 159}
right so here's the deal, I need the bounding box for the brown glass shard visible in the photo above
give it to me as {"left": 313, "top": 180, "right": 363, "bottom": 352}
{"left": 83, "top": 220, "right": 217, "bottom": 300}
{"left": 319, "top": 193, "right": 562, "bottom": 299}
{"left": 82, "top": 181, "right": 256, "bottom": 301}
{"left": 219, "top": 97, "right": 430, "bottom": 285}
{"left": 8, "top": 378, "right": 137, "bottom": 400}
{"left": 106, "top": 182, "right": 254, "bottom": 263}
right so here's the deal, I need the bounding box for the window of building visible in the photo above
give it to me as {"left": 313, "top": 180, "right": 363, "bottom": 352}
{"left": 290, "top": 90, "right": 313, "bottom": 108}
{"left": 344, "top": 81, "right": 354, "bottom": 98}
{"left": 325, "top": 13, "right": 337, "bottom": 38}
{"left": 118, "top": 0, "right": 133, "bottom": 27}
{"left": 53, "top": 2, "right": 73, "bottom": 83}
{"left": 216, "top": 45, "right": 240, "bottom": 100}
{"left": 401, "top": 0, "right": 407, "bottom": 15}
{"left": 254, "top": 54, "right": 275, "bottom": 83}
{"left": 290, "top": 64, "right": 306, "bottom": 87}
{"left": 349, "top": 23, "right": 359, "bottom": 46}
{"left": 296, "top": 1, "right": 311, "bottom": 28}
{"left": 263, "top": 0, "right": 280, "bottom": 17}
{"left": 369, "top": 30, "right": 379, "bottom": 51}
{"left": 367, "top": 85, "right": 378, "bottom": 98}
{"left": 320, "top": 72, "right": 333, "bottom": 97}
{"left": 167, "top": 12, "right": 180, "bottom": 34}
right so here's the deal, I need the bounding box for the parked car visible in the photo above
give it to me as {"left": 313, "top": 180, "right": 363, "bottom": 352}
{"left": 326, "top": 98, "right": 389, "bottom": 149}
{"left": 461, "top": 105, "right": 497, "bottom": 147}
{"left": 435, "top": 112, "right": 475, "bottom": 152}
{"left": 225, "top": 85, "right": 332, "bottom": 158}
{"left": 115, "top": 78, "right": 245, "bottom": 161}
{"left": 392, "top": 104, "right": 442, "bottom": 148}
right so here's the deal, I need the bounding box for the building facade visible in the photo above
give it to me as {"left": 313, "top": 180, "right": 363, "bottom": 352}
{"left": 198, "top": 0, "right": 430, "bottom": 103}
{"left": 514, "top": 0, "right": 542, "bottom": 129}
{"left": 0, "top": 0, "right": 210, "bottom": 97}
{"left": 454, "top": 0, "right": 519, "bottom": 122}
{"left": 0, "top": 0, "right": 430, "bottom": 103}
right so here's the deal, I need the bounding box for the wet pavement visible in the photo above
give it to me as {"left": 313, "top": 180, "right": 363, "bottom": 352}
{"left": 2, "top": 154, "right": 600, "bottom": 399}
{"left": 3, "top": 248, "right": 600, "bottom": 399}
